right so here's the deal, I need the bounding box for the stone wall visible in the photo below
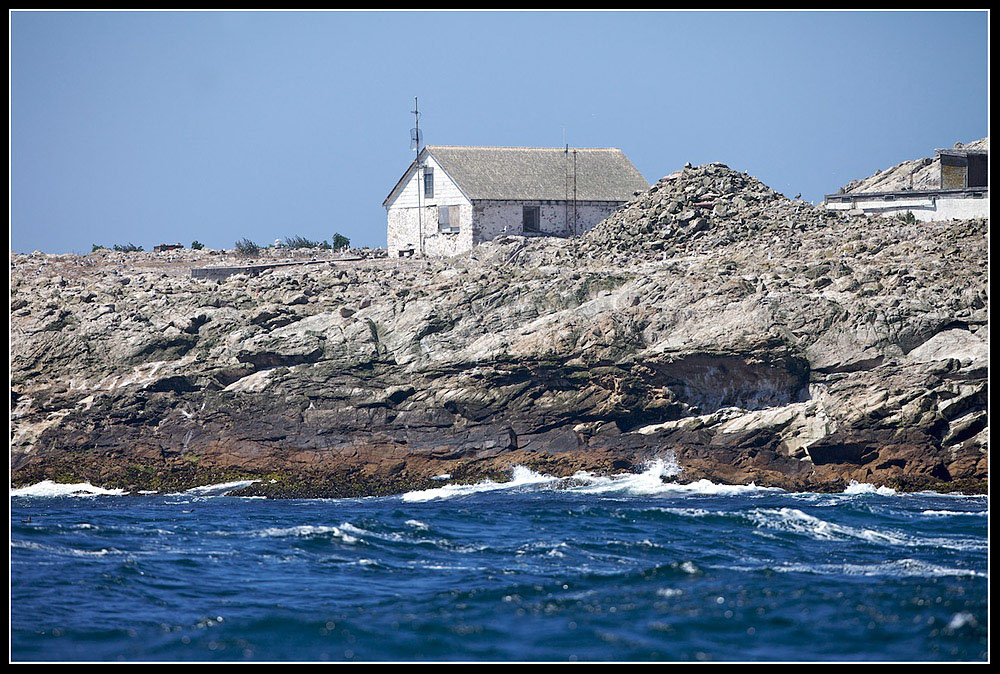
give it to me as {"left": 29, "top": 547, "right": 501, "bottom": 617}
{"left": 473, "top": 200, "right": 623, "bottom": 244}
{"left": 386, "top": 153, "right": 474, "bottom": 257}
{"left": 388, "top": 203, "right": 475, "bottom": 257}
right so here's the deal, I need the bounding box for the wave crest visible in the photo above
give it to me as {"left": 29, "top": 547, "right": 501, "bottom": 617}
{"left": 400, "top": 456, "right": 780, "bottom": 502}
{"left": 11, "top": 480, "right": 126, "bottom": 498}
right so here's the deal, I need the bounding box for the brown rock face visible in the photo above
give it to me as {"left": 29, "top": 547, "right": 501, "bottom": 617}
{"left": 10, "top": 164, "right": 988, "bottom": 496}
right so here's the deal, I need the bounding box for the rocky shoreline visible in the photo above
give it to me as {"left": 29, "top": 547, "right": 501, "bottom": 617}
{"left": 11, "top": 164, "right": 988, "bottom": 497}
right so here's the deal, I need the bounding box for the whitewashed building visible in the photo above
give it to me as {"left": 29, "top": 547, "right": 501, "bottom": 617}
{"left": 824, "top": 146, "right": 989, "bottom": 222}
{"left": 383, "top": 145, "right": 649, "bottom": 257}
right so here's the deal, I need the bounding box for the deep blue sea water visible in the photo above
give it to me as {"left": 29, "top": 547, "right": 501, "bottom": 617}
{"left": 10, "top": 463, "right": 989, "bottom": 661}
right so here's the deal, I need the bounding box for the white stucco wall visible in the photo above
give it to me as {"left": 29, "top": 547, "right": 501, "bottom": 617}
{"left": 386, "top": 154, "right": 473, "bottom": 256}
{"left": 824, "top": 193, "right": 989, "bottom": 222}
{"left": 472, "top": 200, "right": 623, "bottom": 244}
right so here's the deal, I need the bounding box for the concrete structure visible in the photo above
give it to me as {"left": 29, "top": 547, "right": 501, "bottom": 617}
{"left": 825, "top": 146, "right": 988, "bottom": 222}
{"left": 383, "top": 146, "right": 648, "bottom": 257}
{"left": 191, "top": 258, "right": 360, "bottom": 281}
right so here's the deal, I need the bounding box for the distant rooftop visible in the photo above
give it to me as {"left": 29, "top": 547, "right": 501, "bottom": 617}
{"left": 936, "top": 147, "right": 989, "bottom": 157}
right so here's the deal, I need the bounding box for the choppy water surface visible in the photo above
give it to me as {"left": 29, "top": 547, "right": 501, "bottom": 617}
{"left": 11, "top": 462, "right": 988, "bottom": 661}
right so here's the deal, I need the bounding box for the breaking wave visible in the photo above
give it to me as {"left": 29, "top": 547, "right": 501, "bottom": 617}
{"left": 729, "top": 558, "right": 987, "bottom": 579}
{"left": 742, "top": 507, "right": 985, "bottom": 552}
{"left": 169, "top": 480, "right": 259, "bottom": 497}
{"left": 401, "top": 465, "right": 558, "bottom": 502}
{"left": 256, "top": 525, "right": 361, "bottom": 544}
{"left": 400, "top": 457, "right": 781, "bottom": 502}
{"left": 921, "top": 509, "right": 987, "bottom": 517}
{"left": 843, "top": 480, "right": 897, "bottom": 496}
{"left": 11, "top": 480, "right": 127, "bottom": 498}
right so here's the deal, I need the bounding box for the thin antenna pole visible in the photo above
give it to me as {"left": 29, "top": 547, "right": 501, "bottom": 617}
{"left": 572, "top": 149, "right": 578, "bottom": 236}
{"left": 564, "top": 128, "right": 569, "bottom": 234}
{"left": 413, "top": 97, "right": 423, "bottom": 256}
{"left": 413, "top": 97, "right": 421, "bottom": 159}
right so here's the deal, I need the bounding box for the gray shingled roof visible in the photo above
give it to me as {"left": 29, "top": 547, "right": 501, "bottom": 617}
{"left": 424, "top": 146, "right": 649, "bottom": 202}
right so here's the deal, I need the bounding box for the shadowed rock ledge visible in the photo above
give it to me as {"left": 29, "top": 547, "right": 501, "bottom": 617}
{"left": 11, "top": 163, "right": 988, "bottom": 496}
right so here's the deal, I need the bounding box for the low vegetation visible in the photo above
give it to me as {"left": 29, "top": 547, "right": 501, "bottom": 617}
{"left": 285, "top": 235, "right": 331, "bottom": 250}
{"left": 332, "top": 233, "right": 350, "bottom": 251}
{"left": 234, "top": 238, "right": 261, "bottom": 257}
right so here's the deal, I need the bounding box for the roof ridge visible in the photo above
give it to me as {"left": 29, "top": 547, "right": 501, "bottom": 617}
{"left": 426, "top": 145, "right": 623, "bottom": 151}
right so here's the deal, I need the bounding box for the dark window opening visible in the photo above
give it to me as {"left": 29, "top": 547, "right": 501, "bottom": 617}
{"left": 522, "top": 205, "right": 540, "bottom": 233}
{"left": 968, "top": 155, "right": 988, "bottom": 188}
{"left": 423, "top": 168, "right": 434, "bottom": 199}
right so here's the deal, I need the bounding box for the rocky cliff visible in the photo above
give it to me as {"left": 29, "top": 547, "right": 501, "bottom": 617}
{"left": 10, "top": 163, "right": 988, "bottom": 496}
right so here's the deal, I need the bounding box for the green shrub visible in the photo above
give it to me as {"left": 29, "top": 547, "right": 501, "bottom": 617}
{"left": 285, "top": 235, "right": 319, "bottom": 249}
{"left": 332, "top": 233, "right": 350, "bottom": 251}
{"left": 285, "top": 235, "right": 334, "bottom": 250}
{"left": 191, "top": 240, "right": 205, "bottom": 250}
{"left": 92, "top": 244, "right": 107, "bottom": 252}
{"left": 895, "top": 211, "right": 917, "bottom": 226}
{"left": 234, "top": 238, "right": 260, "bottom": 257}
{"left": 112, "top": 243, "right": 143, "bottom": 252}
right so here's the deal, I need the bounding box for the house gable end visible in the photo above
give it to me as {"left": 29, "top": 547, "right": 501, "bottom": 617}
{"left": 383, "top": 149, "right": 473, "bottom": 209}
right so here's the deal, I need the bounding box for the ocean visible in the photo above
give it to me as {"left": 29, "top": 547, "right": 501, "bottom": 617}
{"left": 10, "top": 460, "right": 989, "bottom": 662}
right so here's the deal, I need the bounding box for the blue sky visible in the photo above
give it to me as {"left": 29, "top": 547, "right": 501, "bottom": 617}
{"left": 11, "top": 10, "right": 989, "bottom": 253}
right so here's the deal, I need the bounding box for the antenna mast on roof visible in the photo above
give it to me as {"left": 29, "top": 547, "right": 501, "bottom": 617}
{"left": 411, "top": 97, "right": 424, "bottom": 256}
{"left": 563, "top": 129, "right": 577, "bottom": 236}
{"left": 410, "top": 97, "right": 423, "bottom": 157}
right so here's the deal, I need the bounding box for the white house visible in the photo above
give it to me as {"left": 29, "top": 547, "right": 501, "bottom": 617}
{"left": 383, "top": 145, "right": 649, "bottom": 257}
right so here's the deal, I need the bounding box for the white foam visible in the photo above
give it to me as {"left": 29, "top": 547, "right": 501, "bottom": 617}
{"left": 399, "top": 457, "right": 783, "bottom": 502}
{"left": 921, "top": 509, "right": 986, "bottom": 517}
{"left": 173, "top": 480, "right": 258, "bottom": 497}
{"left": 565, "top": 458, "right": 783, "bottom": 497}
{"left": 11, "top": 480, "right": 126, "bottom": 497}
{"left": 401, "top": 465, "right": 557, "bottom": 502}
{"left": 256, "top": 524, "right": 359, "bottom": 544}
{"left": 743, "top": 507, "right": 986, "bottom": 552}
{"left": 946, "top": 612, "right": 979, "bottom": 632}
{"left": 843, "top": 480, "right": 897, "bottom": 496}
{"left": 734, "top": 558, "right": 986, "bottom": 579}
{"left": 745, "top": 507, "right": 906, "bottom": 544}
{"left": 12, "top": 540, "right": 124, "bottom": 557}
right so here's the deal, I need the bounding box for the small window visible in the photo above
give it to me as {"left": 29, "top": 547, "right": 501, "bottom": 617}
{"left": 423, "top": 167, "right": 434, "bottom": 199}
{"left": 438, "top": 205, "right": 460, "bottom": 233}
{"left": 523, "top": 205, "right": 540, "bottom": 233}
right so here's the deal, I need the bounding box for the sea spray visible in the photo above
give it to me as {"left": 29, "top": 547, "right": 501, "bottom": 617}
{"left": 399, "top": 455, "right": 783, "bottom": 502}
{"left": 10, "top": 481, "right": 126, "bottom": 498}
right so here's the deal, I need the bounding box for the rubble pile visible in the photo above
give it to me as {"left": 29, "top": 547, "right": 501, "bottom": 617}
{"left": 578, "top": 162, "right": 843, "bottom": 263}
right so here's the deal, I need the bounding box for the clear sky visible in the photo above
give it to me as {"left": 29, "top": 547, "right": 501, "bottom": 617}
{"left": 11, "top": 10, "right": 989, "bottom": 254}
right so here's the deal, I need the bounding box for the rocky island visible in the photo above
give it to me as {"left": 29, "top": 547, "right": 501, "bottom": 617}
{"left": 10, "top": 163, "right": 988, "bottom": 497}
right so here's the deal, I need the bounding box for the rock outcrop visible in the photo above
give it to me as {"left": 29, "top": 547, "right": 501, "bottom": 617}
{"left": 10, "top": 164, "right": 988, "bottom": 496}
